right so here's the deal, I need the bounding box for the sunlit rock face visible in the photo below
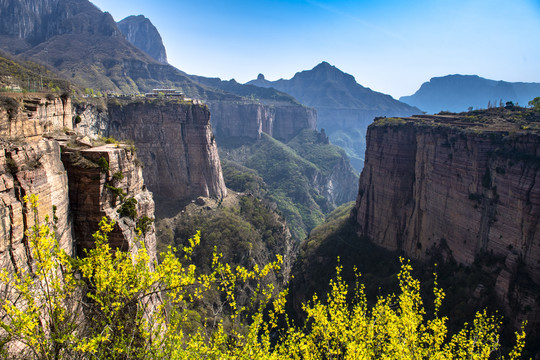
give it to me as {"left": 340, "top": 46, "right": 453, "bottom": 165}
{"left": 0, "top": 94, "right": 157, "bottom": 273}
{"left": 354, "top": 112, "right": 540, "bottom": 328}
{"left": 106, "top": 101, "right": 227, "bottom": 206}
{"left": 208, "top": 101, "right": 317, "bottom": 142}
{"left": 118, "top": 15, "right": 168, "bottom": 64}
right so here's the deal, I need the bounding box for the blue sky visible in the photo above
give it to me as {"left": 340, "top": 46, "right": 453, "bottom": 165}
{"left": 91, "top": 0, "right": 540, "bottom": 98}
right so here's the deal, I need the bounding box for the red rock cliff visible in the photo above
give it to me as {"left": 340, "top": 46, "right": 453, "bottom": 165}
{"left": 354, "top": 110, "right": 540, "bottom": 327}
{"left": 106, "top": 100, "right": 227, "bottom": 206}
{"left": 0, "top": 94, "right": 157, "bottom": 271}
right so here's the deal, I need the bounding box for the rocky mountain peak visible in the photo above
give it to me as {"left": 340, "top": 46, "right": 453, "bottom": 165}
{"left": 117, "top": 15, "right": 168, "bottom": 64}
{"left": 292, "top": 61, "right": 356, "bottom": 84}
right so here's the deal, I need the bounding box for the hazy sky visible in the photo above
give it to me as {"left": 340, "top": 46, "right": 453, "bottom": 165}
{"left": 90, "top": 0, "right": 540, "bottom": 98}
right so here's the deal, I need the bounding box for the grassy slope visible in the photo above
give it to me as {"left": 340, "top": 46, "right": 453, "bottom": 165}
{"left": 0, "top": 52, "right": 73, "bottom": 91}
{"left": 220, "top": 130, "right": 357, "bottom": 241}
{"left": 244, "top": 133, "right": 323, "bottom": 240}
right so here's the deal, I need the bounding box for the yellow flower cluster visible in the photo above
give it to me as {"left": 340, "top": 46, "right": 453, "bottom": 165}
{"left": 0, "top": 195, "right": 527, "bottom": 359}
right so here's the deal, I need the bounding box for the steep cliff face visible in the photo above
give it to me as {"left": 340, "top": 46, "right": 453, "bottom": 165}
{"left": 0, "top": 95, "right": 72, "bottom": 139}
{"left": 117, "top": 15, "right": 167, "bottom": 64}
{"left": 354, "top": 109, "right": 540, "bottom": 327}
{"left": 0, "top": 93, "right": 157, "bottom": 273}
{"left": 0, "top": 138, "right": 72, "bottom": 273}
{"left": 61, "top": 143, "right": 156, "bottom": 260}
{"left": 105, "top": 100, "right": 227, "bottom": 209}
{"left": 208, "top": 101, "right": 317, "bottom": 142}
{"left": 0, "top": 0, "right": 119, "bottom": 47}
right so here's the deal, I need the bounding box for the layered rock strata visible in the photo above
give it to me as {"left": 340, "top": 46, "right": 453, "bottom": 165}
{"left": 61, "top": 143, "right": 156, "bottom": 260}
{"left": 354, "top": 111, "right": 540, "bottom": 328}
{"left": 208, "top": 101, "right": 317, "bottom": 142}
{"left": 0, "top": 138, "right": 72, "bottom": 273}
{"left": 0, "top": 95, "right": 72, "bottom": 139}
{"left": 105, "top": 100, "right": 227, "bottom": 206}
{"left": 0, "top": 94, "right": 157, "bottom": 271}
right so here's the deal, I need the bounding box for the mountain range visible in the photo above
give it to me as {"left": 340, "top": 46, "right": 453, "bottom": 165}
{"left": 400, "top": 74, "right": 540, "bottom": 113}
{"left": 248, "top": 63, "right": 421, "bottom": 170}
{"left": 0, "top": 0, "right": 237, "bottom": 98}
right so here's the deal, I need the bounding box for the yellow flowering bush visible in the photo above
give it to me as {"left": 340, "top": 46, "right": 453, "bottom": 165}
{"left": 0, "top": 195, "right": 527, "bottom": 359}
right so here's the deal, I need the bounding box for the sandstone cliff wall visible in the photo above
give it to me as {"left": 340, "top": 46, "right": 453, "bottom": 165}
{"left": 0, "top": 94, "right": 157, "bottom": 272}
{"left": 208, "top": 101, "right": 317, "bottom": 142}
{"left": 0, "top": 138, "right": 71, "bottom": 272}
{"left": 106, "top": 100, "right": 227, "bottom": 207}
{"left": 354, "top": 115, "right": 540, "bottom": 327}
{"left": 0, "top": 95, "right": 72, "bottom": 139}
{"left": 61, "top": 143, "right": 156, "bottom": 260}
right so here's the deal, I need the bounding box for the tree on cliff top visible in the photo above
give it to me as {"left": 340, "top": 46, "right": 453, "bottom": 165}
{"left": 528, "top": 97, "right": 540, "bottom": 111}
{"left": 0, "top": 195, "right": 527, "bottom": 359}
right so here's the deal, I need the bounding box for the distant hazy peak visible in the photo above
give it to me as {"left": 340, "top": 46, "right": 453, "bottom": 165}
{"left": 290, "top": 61, "right": 358, "bottom": 85}
{"left": 257, "top": 73, "right": 265, "bottom": 80}
{"left": 117, "top": 15, "right": 168, "bottom": 64}
{"left": 400, "top": 74, "right": 540, "bottom": 113}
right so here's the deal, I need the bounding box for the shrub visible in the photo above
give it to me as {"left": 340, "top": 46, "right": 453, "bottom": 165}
{"left": 118, "top": 197, "right": 137, "bottom": 219}
{"left": 112, "top": 171, "right": 124, "bottom": 181}
{"left": 104, "top": 184, "right": 126, "bottom": 202}
{"left": 136, "top": 216, "right": 154, "bottom": 234}
{"left": 97, "top": 156, "right": 109, "bottom": 173}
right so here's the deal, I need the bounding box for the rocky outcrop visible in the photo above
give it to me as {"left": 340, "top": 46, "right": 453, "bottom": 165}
{"left": 208, "top": 101, "right": 317, "bottom": 142}
{"left": 105, "top": 100, "right": 227, "bottom": 207}
{"left": 354, "top": 109, "right": 540, "bottom": 328}
{"left": 0, "top": 95, "right": 72, "bottom": 139}
{"left": 118, "top": 15, "right": 167, "bottom": 64}
{"left": 61, "top": 143, "right": 156, "bottom": 260}
{"left": 0, "top": 93, "right": 157, "bottom": 272}
{"left": 0, "top": 138, "right": 72, "bottom": 273}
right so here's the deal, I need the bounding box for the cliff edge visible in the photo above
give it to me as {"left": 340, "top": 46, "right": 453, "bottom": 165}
{"left": 354, "top": 107, "right": 540, "bottom": 328}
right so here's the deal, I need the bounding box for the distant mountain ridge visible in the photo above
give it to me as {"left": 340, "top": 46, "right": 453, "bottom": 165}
{"left": 248, "top": 62, "right": 421, "bottom": 170}
{"left": 117, "top": 15, "right": 167, "bottom": 64}
{"left": 400, "top": 74, "right": 540, "bottom": 114}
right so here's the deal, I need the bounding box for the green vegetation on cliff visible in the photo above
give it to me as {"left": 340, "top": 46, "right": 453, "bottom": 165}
{"left": 219, "top": 130, "right": 356, "bottom": 241}
{"left": 156, "top": 194, "right": 293, "bottom": 280}
{"left": 0, "top": 52, "right": 73, "bottom": 92}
